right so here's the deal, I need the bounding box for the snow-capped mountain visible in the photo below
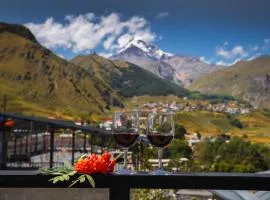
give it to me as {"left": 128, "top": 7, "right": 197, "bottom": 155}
{"left": 118, "top": 39, "right": 173, "bottom": 61}
{"left": 110, "top": 39, "right": 219, "bottom": 86}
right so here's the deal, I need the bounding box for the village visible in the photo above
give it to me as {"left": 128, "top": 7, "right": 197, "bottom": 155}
{"left": 140, "top": 100, "right": 252, "bottom": 115}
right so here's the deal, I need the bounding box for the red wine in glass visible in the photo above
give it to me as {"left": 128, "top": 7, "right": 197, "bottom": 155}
{"left": 147, "top": 112, "right": 174, "bottom": 175}
{"left": 147, "top": 132, "right": 173, "bottom": 148}
{"left": 114, "top": 132, "right": 139, "bottom": 148}
{"left": 113, "top": 112, "right": 139, "bottom": 174}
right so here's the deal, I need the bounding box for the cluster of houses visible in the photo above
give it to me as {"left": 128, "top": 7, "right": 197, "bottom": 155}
{"left": 140, "top": 101, "right": 251, "bottom": 115}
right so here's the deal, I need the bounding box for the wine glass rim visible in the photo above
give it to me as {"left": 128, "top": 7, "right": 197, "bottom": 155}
{"left": 114, "top": 110, "right": 175, "bottom": 114}
{"left": 114, "top": 111, "right": 139, "bottom": 114}
{"left": 147, "top": 111, "right": 174, "bottom": 115}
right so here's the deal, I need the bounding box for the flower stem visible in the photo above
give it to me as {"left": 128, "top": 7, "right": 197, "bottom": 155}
{"left": 124, "top": 148, "right": 128, "bottom": 169}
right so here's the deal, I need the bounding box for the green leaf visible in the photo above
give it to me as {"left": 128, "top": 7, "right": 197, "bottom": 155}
{"left": 49, "top": 175, "right": 67, "bottom": 184}
{"left": 52, "top": 177, "right": 60, "bottom": 184}
{"left": 49, "top": 176, "right": 58, "bottom": 183}
{"left": 49, "top": 176, "right": 61, "bottom": 184}
{"left": 86, "top": 175, "right": 95, "bottom": 188}
{"left": 79, "top": 175, "right": 86, "bottom": 183}
{"left": 63, "top": 174, "right": 70, "bottom": 181}
{"left": 51, "top": 172, "right": 64, "bottom": 175}
{"left": 68, "top": 171, "right": 77, "bottom": 176}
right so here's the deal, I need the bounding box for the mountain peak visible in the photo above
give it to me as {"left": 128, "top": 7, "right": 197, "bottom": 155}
{"left": 118, "top": 39, "right": 173, "bottom": 60}
{"left": 110, "top": 38, "right": 219, "bottom": 87}
{"left": 0, "top": 22, "right": 38, "bottom": 44}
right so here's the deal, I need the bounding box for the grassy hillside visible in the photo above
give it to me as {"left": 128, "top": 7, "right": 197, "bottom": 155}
{"left": 175, "top": 110, "right": 270, "bottom": 143}
{"left": 0, "top": 22, "right": 123, "bottom": 119}
{"left": 71, "top": 55, "right": 189, "bottom": 98}
{"left": 189, "top": 56, "right": 270, "bottom": 108}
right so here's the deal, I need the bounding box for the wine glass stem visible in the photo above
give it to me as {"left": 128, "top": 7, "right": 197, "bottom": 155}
{"left": 158, "top": 148, "right": 163, "bottom": 170}
{"left": 124, "top": 148, "right": 128, "bottom": 169}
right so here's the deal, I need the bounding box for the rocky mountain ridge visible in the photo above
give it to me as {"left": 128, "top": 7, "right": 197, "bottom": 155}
{"left": 110, "top": 39, "right": 219, "bottom": 86}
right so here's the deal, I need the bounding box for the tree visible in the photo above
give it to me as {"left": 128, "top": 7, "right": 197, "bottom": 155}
{"left": 230, "top": 118, "right": 244, "bottom": 129}
{"left": 174, "top": 124, "right": 187, "bottom": 139}
{"left": 165, "top": 139, "right": 192, "bottom": 159}
{"left": 196, "top": 136, "right": 269, "bottom": 173}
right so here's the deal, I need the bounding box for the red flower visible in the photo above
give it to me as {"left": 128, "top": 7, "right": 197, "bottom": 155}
{"left": 74, "top": 152, "right": 116, "bottom": 174}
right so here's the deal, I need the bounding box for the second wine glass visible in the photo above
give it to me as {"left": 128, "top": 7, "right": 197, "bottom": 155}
{"left": 113, "top": 111, "right": 139, "bottom": 174}
{"left": 147, "top": 112, "right": 174, "bottom": 175}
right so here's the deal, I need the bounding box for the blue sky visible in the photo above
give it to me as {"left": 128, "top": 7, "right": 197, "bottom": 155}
{"left": 1, "top": 0, "right": 270, "bottom": 65}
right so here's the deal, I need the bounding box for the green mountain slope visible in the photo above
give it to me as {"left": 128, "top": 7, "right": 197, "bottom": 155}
{"left": 189, "top": 56, "right": 270, "bottom": 108}
{"left": 71, "top": 54, "right": 189, "bottom": 98}
{"left": 0, "top": 22, "right": 123, "bottom": 117}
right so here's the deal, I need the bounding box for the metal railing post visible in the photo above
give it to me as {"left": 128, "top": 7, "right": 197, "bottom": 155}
{"left": 83, "top": 132, "right": 87, "bottom": 153}
{"left": 71, "top": 129, "right": 75, "bottom": 164}
{"left": 110, "top": 186, "right": 130, "bottom": 200}
{"left": 49, "top": 125, "right": 54, "bottom": 168}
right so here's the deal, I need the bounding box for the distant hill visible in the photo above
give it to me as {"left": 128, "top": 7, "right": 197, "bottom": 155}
{"left": 189, "top": 56, "right": 270, "bottom": 108}
{"left": 71, "top": 54, "right": 190, "bottom": 98}
{"left": 0, "top": 22, "right": 123, "bottom": 117}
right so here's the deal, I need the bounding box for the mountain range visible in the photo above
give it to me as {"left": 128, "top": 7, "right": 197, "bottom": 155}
{"left": 110, "top": 39, "right": 219, "bottom": 86}
{"left": 0, "top": 22, "right": 189, "bottom": 117}
{"left": 0, "top": 21, "right": 269, "bottom": 118}
{"left": 189, "top": 56, "right": 270, "bottom": 109}
{"left": 110, "top": 38, "right": 270, "bottom": 108}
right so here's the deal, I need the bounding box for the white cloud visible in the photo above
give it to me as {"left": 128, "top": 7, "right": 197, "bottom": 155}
{"left": 216, "top": 58, "right": 241, "bottom": 66}
{"left": 251, "top": 45, "right": 259, "bottom": 51}
{"left": 25, "top": 13, "right": 156, "bottom": 54}
{"left": 99, "top": 52, "right": 113, "bottom": 58}
{"left": 216, "top": 61, "right": 229, "bottom": 66}
{"left": 57, "top": 53, "right": 65, "bottom": 58}
{"left": 262, "top": 38, "right": 270, "bottom": 50}
{"left": 216, "top": 45, "right": 246, "bottom": 59}
{"left": 247, "top": 53, "right": 261, "bottom": 61}
{"left": 199, "top": 56, "right": 214, "bottom": 64}
{"left": 216, "top": 47, "right": 230, "bottom": 59}
{"left": 103, "top": 36, "right": 116, "bottom": 50}
{"left": 156, "top": 12, "right": 169, "bottom": 19}
{"left": 232, "top": 46, "right": 245, "bottom": 56}
{"left": 213, "top": 38, "right": 269, "bottom": 66}
{"left": 215, "top": 45, "right": 249, "bottom": 66}
{"left": 116, "top": 30, "right": 156, "bottom": 51}
{"left": 224, "top": 41, "right": 228, "bottom": 46}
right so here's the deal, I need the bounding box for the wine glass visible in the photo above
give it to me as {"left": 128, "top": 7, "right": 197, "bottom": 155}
{"left": 147, "top": 112, "right": 174, "bottom": 175}
{"left": 113, "top": 111, "right": 139, "bottom": 174}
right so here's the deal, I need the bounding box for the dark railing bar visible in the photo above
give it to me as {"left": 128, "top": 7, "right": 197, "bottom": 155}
{"left": 0, "top": 112, "right": 109, "bottom": 136}
{"left": 1, "top": 171, "right": 270, "bottom": 200}
{"left": 1, "top": 171, "right": 270, "bottom": 190}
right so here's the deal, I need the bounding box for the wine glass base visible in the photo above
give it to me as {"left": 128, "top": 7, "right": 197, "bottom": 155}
{"left": 150, "top": 169, "right": 172, "bottom": 175}
{"left": 114, "top": 168, "right": 137, "bottom": 175}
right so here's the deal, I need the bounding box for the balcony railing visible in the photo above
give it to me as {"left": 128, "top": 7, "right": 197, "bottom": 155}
{"left": 1, "top": 170, "right": 270, "bottom": 199}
